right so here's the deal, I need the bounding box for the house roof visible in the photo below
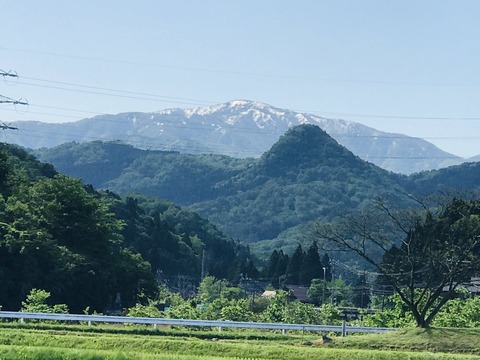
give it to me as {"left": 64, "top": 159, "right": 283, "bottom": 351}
{"left": 261, "top": 290, "right": 277, "bottom": 298}
{"left": 285, "top": 285, "right": 310, "bottom": 302}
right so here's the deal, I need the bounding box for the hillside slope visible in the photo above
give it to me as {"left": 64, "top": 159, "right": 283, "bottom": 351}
{"left": 10, "top": 100, "right": 463, "bottom": 174}
{"left": 189, "top": 125, "right": 409, "bottom": 242}
{"left": 36, "top": 125, "right": 412, "bottom": 244}
{"left": 1, "top": 143, "right": 254, "bottom": 311}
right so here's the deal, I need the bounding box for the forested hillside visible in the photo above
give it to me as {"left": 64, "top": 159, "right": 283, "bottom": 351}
{"left": 37, "top": 125, "right": 411, "bottom": 243}
{"left": 36, "top": 141, "right": 251, "bottom": 205}
{"left": 401, "top": 161, "right": 480, "bottom": 194}
{"left": 0, "top": 143, "right": 255, "bottom": 312}
{"left": 190, "top": 125, "right": 410, "bottom": 242}
{"left": 34, "top": 124, "right": 480, "bottom": 255}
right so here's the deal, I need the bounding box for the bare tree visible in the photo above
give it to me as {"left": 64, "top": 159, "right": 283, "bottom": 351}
{"left": 316, "top": 197, "right": 480, "bottom": 328}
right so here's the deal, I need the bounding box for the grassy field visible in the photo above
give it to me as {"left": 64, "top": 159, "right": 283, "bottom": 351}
{"left": 0, "top": 323, "right": 479, "bottom": 359}
{"left": 328, "top": 327, "right": 480, "bottom": 355}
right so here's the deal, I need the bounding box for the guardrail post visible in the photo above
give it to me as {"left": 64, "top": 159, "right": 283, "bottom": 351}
{"left": 20, "top": 318, "right": 24, "bottom": 324}
{"left": 153, "top": 324, "right": 157, "bottom": 330}
{"left": 218, "top": 326, "right": 222, "bottom": 333}
{"left": 88, "top": 321, "right": 92, "bottom": 327}
{"left": 282, "top": 329, "right": 286, "bottom": 335}
{"left": 341, "top": 317, "right": 347, "bottom": 337}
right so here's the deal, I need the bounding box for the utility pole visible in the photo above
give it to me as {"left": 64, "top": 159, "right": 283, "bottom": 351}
{"left": 322, "top": 266, "right": 326, "bottom": 305}
{"left": 0, "top": 123, "right": 18, "bottom": 131}
{"left": 200, "top": 249, "right": 206, "bottom": 280}
{"left": 1, "top": 69, "right": 28, "bottom": 106}
{"left": 0, "top": 69, "right": 28, "bottom": 134}
{"left": 0, "top": 94, "right": 28, "bottom": 106}
{"left": 1, "top": 69, "right": 18, "bottom": 79}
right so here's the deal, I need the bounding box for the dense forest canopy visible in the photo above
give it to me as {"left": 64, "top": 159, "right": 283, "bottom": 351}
{"left": 3, "top": 124, "right": 479, "bottom": 329}
{"left": 35, "top": 125, "right": 480, "bottom": 258}
{"left": 0, "top": 143, "right": 255, "bottom": 312}
{"left": 36, "top": 126, "right": 416, "bottom": 244}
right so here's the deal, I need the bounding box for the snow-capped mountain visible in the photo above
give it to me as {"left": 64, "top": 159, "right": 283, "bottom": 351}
{"left": 4, "top": 100, "right": 464, "bottom": 174}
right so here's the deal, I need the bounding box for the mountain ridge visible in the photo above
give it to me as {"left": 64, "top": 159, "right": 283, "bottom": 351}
{"left": 6, "top": 100, "right": 466, "bottom": 174}
{"left": 34, "top": 124, "right": 480, "bottom": 257}
{"left": 36, "top": 125, "right": 410, "bottom": 244}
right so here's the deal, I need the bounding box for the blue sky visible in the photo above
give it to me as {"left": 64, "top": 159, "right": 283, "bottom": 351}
{"left": 1, "top": 1, "right": 480, "bottom": 157}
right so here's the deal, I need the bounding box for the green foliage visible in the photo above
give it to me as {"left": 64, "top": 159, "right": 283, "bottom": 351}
{"left": 21, "top": 289, "right": 68, "bottom": 314}
{"left": 403, "top": 161, "right": 480, "bottom": 195}
{"left": 34, "top": 129, "right": 410, "bottom": 246}
{"left": 126, "top": 301, "right": 164, "bottom": 318}
{"left": 308, "top": 279, "right": 354, "bottom": 306}
{"left": 284, "top": 244, "right": 304, "bottom": 284}
{"left": 307, "top": 279, "right": 327, "bottom": 305}
{"left": 197, "top": 276, "right": 230, "bottom": 304}
{"left": 167, "top": 300, "right": 201, "bottom": 320}
{"left": 0, "top": 144, "right": 258, "bottom": 313}
{"left": 360, "top": 291, "right": 480, "bottom": 329}
{"left": 0, "top": 146, "right": 156, "bottom": 312}
{"left": 126, "top": 278, "right": 342, "bottom": 325}
{"left": 2, "top": 323, "right": 480, "bottom": 359}
{"left": 258, "top": 290, "right": 341, "bottom": 325}
{"left": 220, "top": 299, "right": 254, "bottom": 321}
{"left": 264, "top": 242, "right": 330, "bottom": 288}
{"left": 36, "top": 141, "right": 250, "bottom": 206}
{"left": 432, "top": 295, "right": 480, "bottom": 328}
{"left": 110, "top": 195, "right": 257, "bottom": 282}
{"left": 32, "top": 128, "right": 480, "bottom": 258}
{"left": 320, "top": 197, "right": 480, "bottom": 328}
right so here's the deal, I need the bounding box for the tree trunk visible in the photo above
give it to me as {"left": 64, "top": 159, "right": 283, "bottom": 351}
{"left": 410, "top": 306, "right": 429, "bottom": 329}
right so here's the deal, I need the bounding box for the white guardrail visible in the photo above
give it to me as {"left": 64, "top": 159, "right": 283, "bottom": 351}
{"left": 0, "top": 311, "right": 397, "bottom": 336}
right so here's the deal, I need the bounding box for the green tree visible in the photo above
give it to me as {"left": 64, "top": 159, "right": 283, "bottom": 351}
{"left": 352, "top": 273, "right": 371, "bottom": 308}
{"left": 259, "top": 290, "right": 341, "bottom": 325}
{"left": 317, "top": 197, "right": 480, "bottom": 328}
{"left": 284, "top": 244, "right": 304, "bottom": 285}
{"left": 0, "top": 174, "right": 156, "bottom": 312}
{"left": 307, "top": 279, "right": 328, "bottom": 305}
{"left": 329, "top": 278, "right": 354, "bottom": 306}
{"left": 126, "top": 300, "right": 164, "bottom": 318}
{"left": 265, "top": 250, "right": 281, "bottom": 280}
{"left": 21, "top": 289, "right": 68, "bottom": 314}
{"left": 220, "top": 299, "right": 254, "bottom": 321}
{"left": 302, "top": 241, "right": 323, "bottom": 285}
{"left": 433, "top": 294, "right": 480, "bottom": 328}
{"left": 264, "top": 250, "right": 289, "bottom": 288}
{"left": 197, "top": 276, "right": 230, "bottom": 304}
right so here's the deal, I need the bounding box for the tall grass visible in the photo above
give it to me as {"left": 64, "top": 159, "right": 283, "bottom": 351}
{"left": 0, "top": 323, "right": 479, "bottom": 359}
{"left": 330, "top": 328, "right": 480, "bottom": 355}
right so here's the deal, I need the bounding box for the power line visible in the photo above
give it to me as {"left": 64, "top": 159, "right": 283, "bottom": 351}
{"left": 2, "top": 125, "right": 471, "bottom": 160}
{"left": 4, "top": 105, "right": 479, "bottom": 146}
{"left": 16, "top": 80, "right": 208, "bottom": 106}
{"left": 298, "top": 109, "right": 480, "bottom": 121}
{"left": 12, "top": 76, "right": 480, "bottom": 121}
{"left": 3, "top": 65, "right": 479, "bottom": 122}
{"left": 22, "top": 76, "right": 218, "bottom": 104}
{"left": 3, "top": 46, "right": 480, "bottom": 88}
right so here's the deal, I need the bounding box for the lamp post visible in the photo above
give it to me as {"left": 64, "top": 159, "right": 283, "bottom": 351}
{"left": 322, "top": 266, "right": 326, "bottom": 305}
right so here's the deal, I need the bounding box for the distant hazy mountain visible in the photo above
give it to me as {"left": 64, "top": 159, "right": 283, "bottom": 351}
{"left": 6, "top": 100, "right": 464, "bottom": 174}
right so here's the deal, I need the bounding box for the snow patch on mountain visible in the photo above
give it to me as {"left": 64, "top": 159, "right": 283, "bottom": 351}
{"left": 6, "top": 99, "right": 465, "bottom": 174}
